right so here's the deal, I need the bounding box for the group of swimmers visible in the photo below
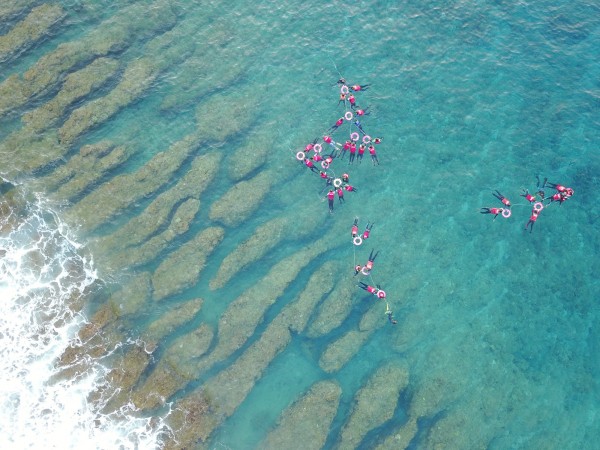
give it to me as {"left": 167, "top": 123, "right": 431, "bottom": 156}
{"left": 350, "top": 218, "right": 397, "bottom": 325}
{"left": 294, "top": 74, "right": 396, "bottom": 325}
{"left": 295, "top": 76, "right": 383, "bottom": 214}
{"left": 480, "top": 175, "right": 575, "bottom": 232}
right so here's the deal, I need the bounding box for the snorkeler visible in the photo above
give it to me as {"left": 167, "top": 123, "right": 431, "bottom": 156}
{"left": 304, "top": 158, "right": 319, "bottom": 173}
{"left": 548, "top": 191, "right": 568, "bottom": 205}
{"left": 536, "top": 175, "right": 547, "bottom": 200}
{"left": 362, "top": 222, "right": 373, "bottom": 239}
{"left": 353, "top": 119, "right": 366, "bottom": 135}
{"left": 358, "top": 281, "right": 378, "bottom": 295}
{"left": 525, "top": 208, "right": 540, "bottom": 233}
{"left": 348, "top": 94, "right": 357, "bottom": 108}
{"left": 351, "top": 84, "right": 370, "bottom": 92}
{"left": 344, "top": 184, "right": 358, "bottom": 193}
{"left": 329, "top": 117, "right": 344, "bottom": 132}
{"left": 326, "top": 189, "right": 335, "bottom": 213}
{"left": 546, "top": 181, "right": 569, "bottom": 193}
{"left": 369, "top": 145, "right": 379, "bottom": 165}
{"left": 492, "top": 190, "right": 511, "bottom": 207}
{"left": 348, "top": 142, "right": 357, "bottom": 164}
{"left": 520, "top": 189, "right": 536, "bottom": 203}
{"left": 336, "top": 186, "right": 345, "bottom": 203}
{"left": 364, "top": 249, "right": 379, "bottom": 272}
{"left": 480, "top": 207, "right": 503, "bottom": 219}
{"left": 312, "top": 152, "right": 323, "bottom": 162}
{"left": 373, "top": 137, "right": 383, "bottom": 144}
{"left": 357, "top": 144, "right": 366, "bottom": 163}
{"left": 351, "top": 218, "right": 359, "bottom": 237}
{"left": 323, "top": 152, "right": 337, "bottom": 166}
{"left": 385, "top": 303, "right": 398, "bottom": 325}
{"left": 340, "top": 140, "right": 351, "bottom": 159}
{"left": 323, "top": 135, "right": 341, "bottom": 150}
{"left": 304, "top": 138, "right": 318, "bottom": 153}
{"left": 355, "top": 107, "right": 370, "bottom": 116}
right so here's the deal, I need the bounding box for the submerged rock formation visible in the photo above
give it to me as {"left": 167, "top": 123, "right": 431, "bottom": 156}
{"left": 261, "top": 381, "right": 342, "bottom": 450}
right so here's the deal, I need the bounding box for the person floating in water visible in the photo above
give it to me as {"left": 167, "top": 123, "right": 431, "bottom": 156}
{"left": 357, "top": 281, "right": 378, "bottom": 295}
{"left": 348, "top": 142, "right": 357, "bottom": 164}
{"left": 355, "top": 107, "right": 370, "bottom": 116}
{"left": 492, "top": 190, "right": 511, "bottom": 208}
{"left": 336, "top": 186, "right": 345, "bottom": 203}
{"left": 323, "top": 135, "right": 341, "bottom": 150}
{"left": 357, "top": 144, "right": 366, "bottom": 163}
{"left": 304, "top": 158, "right": 319, "bottom": 173}
{"left": 340, "top": 140, "right": 351, "bottom": 159}
{"left": 362, "top": 222, "right": 373, "bottom": 239}
{"left": 351, "top": 218, "right": 359, "bottom": 237}
{"left": 342, "top": 173, "right": 349, "bottom": 183}
{"left": 348, "top": 94, "right": 357, "bottom": 108}
{"left": 329, "top": 117, "right": 344, "bottom": 132}
{"left": 326, "top": 189, "right": 335, "bottom": 213}
{"left": 480, "top": 207, "right": 503, "bottom": 220}
{"left": 536, "top": 175, "right": 547, "bottom": 200}
{"left": 385, "top": 303, "right": 398, "bottom": 325}
{"left": 354, "top": 264, "right": 362, "bottom": 276}
{"left": 546, "top": 181, "right": 570, "bottom": 194}
{"left": 344, "top": 184, "right": 358, "bottom": 193}
{"left": 369, "top": 145, "right": 379, "bottom": 165}
{"left": 364, "top": 249, "right": 379, "bottom": 273}
{"left": 520, "top": 189, "right": 536, "bottom": 203}
{"left": 351, "top": 84, "right": 370, "bottom": 92}
{"left": 548, "top": 191, "right": 568, "bottom": 205}
{"left": 353, "top": 119, "right": 366, "bottom": 135}
{"left": 373, "top": 137, "right": 383, "bottom": 144}
{"left": 323, "top": 152, "right": 337, "bottom": 166}
{"left": 525, "top": 208, "right": 540, "bottom": 233}
{"left": 304, "top": 139, "right": 318, "bottom": 153}
{"left": 336, "top": 77, "right": 346, "bottom": 86}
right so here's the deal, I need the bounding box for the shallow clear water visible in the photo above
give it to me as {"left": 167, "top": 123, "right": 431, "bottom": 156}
{"left": 1, "top": 0, "right": 599, "bottom": 448}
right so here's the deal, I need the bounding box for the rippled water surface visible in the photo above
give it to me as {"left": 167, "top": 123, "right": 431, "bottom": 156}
{"left": 1, "top": 0, "right": 599, "bottom": 449}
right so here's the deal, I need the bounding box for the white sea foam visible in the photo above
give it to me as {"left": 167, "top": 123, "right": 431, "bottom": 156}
{"left": 0, "top": 195, "right": 168, "bottom": 449}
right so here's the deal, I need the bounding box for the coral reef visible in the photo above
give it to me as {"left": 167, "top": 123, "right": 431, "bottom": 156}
{"left": 65, "top": 134, "right": 200, "bottom": 232}
{"left": 200, "top": 239, "right": 331, "bottom": 372}
{"left": 339, "top": 364, "right": 409, "bottom": 449}
{"left": 132, "top": 324, "right": 214, "bottom": 411}
{"left": 152, "top": 227, "right": 224, "bottom": 301}
{"left": 162, "top": 391, "right": 219, "bottom": 450}
{"left": 260, "top": 381, "right": 342, "bottom": 450}
{"left": 142, "top": 298, "right": 203, "bottom": 342}
{"left": 97, "top": 152, "right": 221, "bottom": 253}
{"left": 195, "top": 85, "right": 260, "bottom": 142}
{"left": 208, "top": 170, "right": 272, "bottom": 227}
{"left": 319, "top": 303, "right": 382, "bottom": 373}
{"left": 227, "top": 127, "right": 277, "bottom": 181}
{"left": 0, "top": 0, "right": 177, "bottom": 117}
{"left": 159, "top": 22, "right": 248, "bottom": 114}
{"left": 112, "top": 198, "right": 200, "bottom": 269}
{"left": 0, "top": 1, "right": 38, "bottom": 24}
{"left": 0, "top": 4, "right": 65, "bottom": 63}
{"left": 209, "top": 205, "right": 322, "bottom": 290}
{"left": 55, "top": 145, "right": 130, "bottom": 201}
{"left": 306, "top": 278, "right": 354, "bottom": 338}
{"left": 22, "top": 57, "right": 119, "bottom": 132}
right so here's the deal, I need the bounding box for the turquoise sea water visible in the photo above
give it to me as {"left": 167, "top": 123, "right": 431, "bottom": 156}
{"left": 1, "top": 0, "right": 600, "bottom": 448}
